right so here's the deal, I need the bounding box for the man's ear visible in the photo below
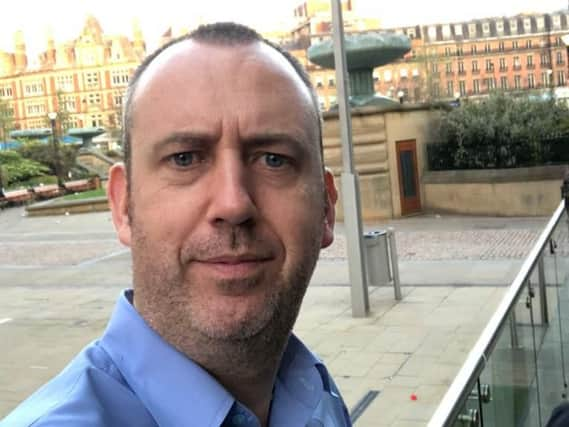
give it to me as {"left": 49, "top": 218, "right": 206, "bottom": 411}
{"left": 321, "top": 168, "right": 338, "bottom": 249}
{"left": 107, "top": 163, "right": 132, "bottom": 247}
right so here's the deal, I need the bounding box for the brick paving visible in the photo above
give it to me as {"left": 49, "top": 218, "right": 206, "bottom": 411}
{"left": 321, "top": 229, "right": 543, "bottom": 261}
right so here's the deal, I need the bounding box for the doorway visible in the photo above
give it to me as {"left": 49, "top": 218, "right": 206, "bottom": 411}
{"left": 396, "top": 140, "right": 421, "bottom": 215}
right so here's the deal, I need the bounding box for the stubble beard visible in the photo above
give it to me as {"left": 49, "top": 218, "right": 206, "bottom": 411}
{"left": 129, "top": 220, "right": 323, "bottom": 377}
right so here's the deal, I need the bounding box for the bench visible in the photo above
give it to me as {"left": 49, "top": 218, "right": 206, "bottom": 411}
{"left": 32, "top": 184, "right": 63, "bottom": 200}
{"left": 4, "top": 189, "right": 33, "bottom": 205}
{"left": 64, "top": 179, "right": 96, "bottom": 193}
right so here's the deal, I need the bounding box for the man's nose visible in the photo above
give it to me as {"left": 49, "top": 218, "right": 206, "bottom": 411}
{"left": 206, "top": 154, "right": 257, "bottom": 227}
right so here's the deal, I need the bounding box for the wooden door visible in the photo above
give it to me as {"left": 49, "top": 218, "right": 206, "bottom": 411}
{"left": 396, "top": 140, "right": 422, "bottom": 215}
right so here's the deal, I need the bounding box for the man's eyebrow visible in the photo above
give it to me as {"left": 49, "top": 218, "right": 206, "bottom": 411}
{"left": 241, "top": 132, "right": 310, "bottom": 152}
{"left": 152, "top": 131, "right": 216, "bottom": 152}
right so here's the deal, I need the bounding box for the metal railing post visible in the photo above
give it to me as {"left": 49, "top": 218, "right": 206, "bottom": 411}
{"left": 537, "top": 254, "right": 549, "bottom": 325}
{"left": 387, "top": 227, "right": 402, "bottom": 300}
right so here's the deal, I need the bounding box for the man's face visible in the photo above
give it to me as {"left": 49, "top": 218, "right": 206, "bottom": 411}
{"left": 108, "top": 40, "right": 336, "bottom": 344}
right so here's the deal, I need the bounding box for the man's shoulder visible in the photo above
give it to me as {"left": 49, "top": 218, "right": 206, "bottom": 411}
{"left": 0, "top": 342, "right": 155, "bottom": 427}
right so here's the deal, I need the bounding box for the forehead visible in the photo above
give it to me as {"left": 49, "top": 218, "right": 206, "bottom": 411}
{"left": 130, "top": 40, "right": 317, "bottom": 131}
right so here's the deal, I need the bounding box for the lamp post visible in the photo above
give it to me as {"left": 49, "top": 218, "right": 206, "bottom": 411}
{"left": 397, "top": 90, "right": 405, "bottom": 104}
{"left": 48, "top": 111, "right": 63, "bottom": 188}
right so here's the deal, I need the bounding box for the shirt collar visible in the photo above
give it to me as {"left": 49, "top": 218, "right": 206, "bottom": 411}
{"left": 100, "top": 290, "right": 327, "bottom": 427}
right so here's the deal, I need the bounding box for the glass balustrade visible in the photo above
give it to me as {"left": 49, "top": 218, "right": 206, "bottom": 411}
{"left": 430, "top": 201, "right": 569, "bottom": 427}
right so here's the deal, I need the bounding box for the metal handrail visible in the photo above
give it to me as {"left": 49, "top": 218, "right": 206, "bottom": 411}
{"left": 428, "top": 200, "right": 566, "bottom": 426}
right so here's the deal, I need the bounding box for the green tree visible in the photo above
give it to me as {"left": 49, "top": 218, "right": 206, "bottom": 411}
{"left": 17, "top": 140, "right": 79, "bottom": 179}
{"left": 0, "top": 98, "right": 14, "bottom": 190}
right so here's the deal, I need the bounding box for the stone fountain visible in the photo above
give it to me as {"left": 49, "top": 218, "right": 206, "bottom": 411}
{"left": 307, "top": 32, "right": 411, "bottom": 108}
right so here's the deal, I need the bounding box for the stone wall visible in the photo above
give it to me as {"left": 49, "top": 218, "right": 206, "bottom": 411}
{"left": 423, "top": 165, "right": 568, "bottom": 216}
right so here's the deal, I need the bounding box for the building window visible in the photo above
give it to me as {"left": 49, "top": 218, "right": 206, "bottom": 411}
{"left": 513, "top": 56, "right": 521, "bottom": 70}
{"left": 473, "top": 79, "right": 480, "bottom": 94}
{"left": 88, "top": 93, "right": 101, "bottom": 105}
{"left": 456, "top": 46, "right": 463, "bottom": 56}
{"left": 56, "top": 75, "right": 74, "bottom": 92}
{"left": 315, "top": 78, "right": 323, "bottom": 88}
{"left": 496, "top": 22, "right": 504, "bottom": 33}
{"left": 114, "top": 94, "right": 123, "bottom": 106}
{"left": 459, "top": 80, "right": 466, "bottom": 96}
{"left": 412, "top": 69, "right": 420, "bottom": 78}
{"left": 63, "top": 96, "right": 76, "bottom": 112}
{"left": 373, "top": 71, "right": 380, "bottom": 82}
{"left": 111, "top": 69, "right": 130, "bottom": 86}
{"left": 556, "top": 37, "right": 563, "bottom": 47}
{"left": 523, "top": 18, "right": 532, "bottom": 32}
{"left": 485, "top": 60, "right": 493, "bottom": 72}
{"left": 510, "top": 20, "right": 518, "bottom": 34}
{"left": 484, "top": 44, "right": 491, "bottom": 53}
{"left": 446, "top": 81, "right": 454, "bottom": 97}
{"left": 400, "top": 68, "right": 408, "bottom": 79}
{"left": 482, "top": 23, "right": 490, "bottom": 33}
{"left": 383, "top": 70, "right": 392, "bottom": 82}
{"left": 458, "top": 61, "right": 465, "bottom": 74}
{"left": 468, "top": 23, "right": 477, "bottom": 37}
{"left": 541, "top": 53, "right": 550, "bottom": 66}
{"left": 85, "top": 72, "right": 99, "bottom": 89}
{"left": 0, "top": 87, "right": 12, "bottom": 98}
{"left": 557, "top": 51, "right": 564, "bottom": 65}
{"left": 487, "top": 78, "right": 496, "bottom": 90}
{"left": 499, "top": 58, "right": 507, "bottom": 71}
{"left": 514, "top": 75, "right": 521, "bottom": 89}
{"left": 512, "top": 40, "right": 519, "bottom": 49}
{"left": 431, "top": 63, "right": 438, "bottom": 74}
{"left": 444, "top": 47, "right": 452, "bottom": 56}
{"left": 25, "top": 102, "right": 46, "bottom": 116}
{"left": 472, "top": 60, "right": 479, "bottom": 72}
{"left": 432, "top": 84, "right": 440, "bottom": 98}
{"left": 24, "top": 82, "right": 44, "bottom": 96}
{"left": 90, "top": 114, "right": 103, "bottom": 127}
{"left": 528, "top": 73, "right": 535, "bottom": 89}
{"left": 328, "top": 76, "right": 335, "bottom": 87}
{"left": 542, "top": 71, "right": 552, "bottom": 87}
{"left": 445, "top": 63, "right": 453, "bottom": 74}
{"left": 454, "top": 24, "right": 463, "bottom": 37}
{"left": 558, "top": 70, "right": 566, "bottom": 86}
{"left": 527, "top": 55, "right": 533, "bottom": 67}
{"left": 498, "top": 42, "right": 505, "bottom": 52}
{"left": 470, "top": 45, "right": 477, "bottom": 55}
{"left": 500, "top": 76, "right": 508, "bottom": 89}
{"left": 526, "top": 40, "right": 532, "bottom": 49}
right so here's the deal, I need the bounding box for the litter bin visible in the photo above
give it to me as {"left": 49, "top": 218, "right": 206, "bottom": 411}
{"left": 363, "top": 230, "right": 390, "bottom": 286}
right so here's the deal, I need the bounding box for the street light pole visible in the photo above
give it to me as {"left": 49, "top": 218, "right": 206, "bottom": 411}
{"left": 331, "top": 0, "right": 369, "bottom": 317}
{"left": 48, "top": 111, "right": 63, "bottom": 188}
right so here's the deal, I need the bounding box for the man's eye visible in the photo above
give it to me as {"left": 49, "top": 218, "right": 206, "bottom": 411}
{"left": 170, "top": 152, "right": 196, "bottom": 167}
{"left": 262, "top": 153, "right": 288, "bottom": 168}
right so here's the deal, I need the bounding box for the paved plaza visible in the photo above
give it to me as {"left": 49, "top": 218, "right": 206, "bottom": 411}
{"left": 0, "top": 206, "right": 548, "bottom": 426}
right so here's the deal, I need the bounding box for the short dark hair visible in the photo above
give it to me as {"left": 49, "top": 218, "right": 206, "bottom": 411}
{"left": 122, "top": 22, "right": 322, "bottom": 183}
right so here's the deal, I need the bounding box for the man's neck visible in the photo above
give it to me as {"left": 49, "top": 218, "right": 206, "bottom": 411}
{"left": 192, "top": 335, "right": 287, "bottom": 426}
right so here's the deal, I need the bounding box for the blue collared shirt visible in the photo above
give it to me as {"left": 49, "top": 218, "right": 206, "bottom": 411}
{"left": 1, "top": 290, "right": 351, "bottom": 427}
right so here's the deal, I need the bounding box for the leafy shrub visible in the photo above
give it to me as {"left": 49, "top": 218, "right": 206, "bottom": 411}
{"left": 0, "top": 151, "right": 50, "bottom": 185}
{"left": 433, "top": 93, "right": 569, "bottom": 169}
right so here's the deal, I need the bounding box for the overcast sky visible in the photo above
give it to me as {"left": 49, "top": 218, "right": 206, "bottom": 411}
{"left": 1, "top": 0, "right": 567, "bottom": 58}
